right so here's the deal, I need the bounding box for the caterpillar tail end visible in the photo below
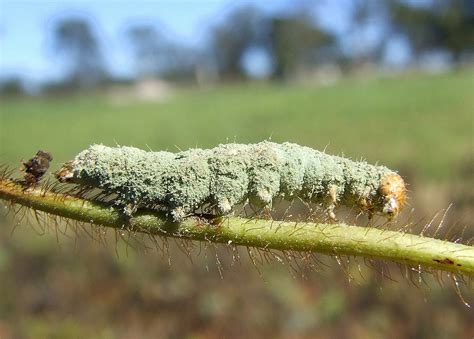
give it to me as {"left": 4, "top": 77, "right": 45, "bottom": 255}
{"left": 55, "top": 161, "right": 75, "bottom": 183}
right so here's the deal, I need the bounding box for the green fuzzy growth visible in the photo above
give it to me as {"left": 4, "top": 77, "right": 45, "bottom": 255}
{"left": 68, "top": 142, "right": 394, "bottom": 221}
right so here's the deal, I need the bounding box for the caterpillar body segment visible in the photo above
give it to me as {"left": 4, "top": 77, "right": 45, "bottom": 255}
{"left": 56, "top": 142, "right": 406, "bottom": 222}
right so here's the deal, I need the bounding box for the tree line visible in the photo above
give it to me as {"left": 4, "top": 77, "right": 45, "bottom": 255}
{"left": 2, "top": 0, "right": 473, "bottom": 95}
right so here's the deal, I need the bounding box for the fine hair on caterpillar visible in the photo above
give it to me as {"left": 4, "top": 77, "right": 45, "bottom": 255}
{"left": 56, "top": 141, "right": 407, "bottom": 222}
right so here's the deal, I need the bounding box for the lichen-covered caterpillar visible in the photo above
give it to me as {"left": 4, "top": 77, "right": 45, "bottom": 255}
{"left": 56, "top": 141, "right": 406, "bottom": 222}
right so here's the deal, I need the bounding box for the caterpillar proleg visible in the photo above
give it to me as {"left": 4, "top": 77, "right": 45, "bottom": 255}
{"left": 56, "top": 142, "right": 406, "bottom": 222}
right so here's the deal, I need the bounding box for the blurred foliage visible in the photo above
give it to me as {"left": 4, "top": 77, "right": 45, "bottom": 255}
{"left": 126, "top": 24, "right": 197, "bottom": 81}
{"left": 390, "top": 0, "right": 474, "bottom": 61}
{"left": 268, "top": 14, "right": 335, "bottom": 80}
{"left": 0, "top": 77, "right": 25, "bottom": 97}
{"left": 52, "top": 17, "right": 108, "bottom": 89}
{"left": 2, "top": 0, "right": 474, "bottom": 94}
{"left": 210, "top": 6, "right": 268, "bottom": 80}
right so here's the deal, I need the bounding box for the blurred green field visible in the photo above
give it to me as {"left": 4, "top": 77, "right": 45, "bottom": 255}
{"left": 1, "top": 68, "right": 473, "bottom": 181}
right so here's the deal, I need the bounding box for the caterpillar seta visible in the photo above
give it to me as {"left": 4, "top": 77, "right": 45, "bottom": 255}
{"left": 56, "top": 141, "right": 407, "bottom": 222}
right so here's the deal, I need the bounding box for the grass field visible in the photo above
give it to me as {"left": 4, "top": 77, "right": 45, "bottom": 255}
{"left": 1, "top": 68, "right": 473, "bottom": 181}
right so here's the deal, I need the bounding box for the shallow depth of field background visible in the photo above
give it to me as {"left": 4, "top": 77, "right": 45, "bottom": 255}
{"left": 0, "top": 1, "right": 473, "bottom": 338}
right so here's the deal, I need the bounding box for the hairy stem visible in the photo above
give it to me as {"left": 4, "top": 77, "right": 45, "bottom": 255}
{"left": 0, "top": 179, "right": 472, "bottom": 275}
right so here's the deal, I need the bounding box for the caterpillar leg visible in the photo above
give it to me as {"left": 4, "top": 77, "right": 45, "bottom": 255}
{"left": 358, "top": 196, "right": 375, "bottom": 220}
{"left": 256, "top": 188, "right": 273, "bottom": 206}
{"left": 216, "top": 197, "right": 232, "bottom": 215}
{"left": 248, "top": 186, "right": 274, "bottom": 210}
{"left": 325, "top": 185, "right": 339, "bottom": 222}
{"left": 251, "top": 188, "right": 274, "bottom": 218}
{"left": 260, "top": 200, "right": 273, "bottom": 219}
{"left": 170, "top": 206, "right": 186, "bottom": 222}
{"left": 367, "top": 209, "right": 375, "bottom": 221}
{"left": 123, "top": 203, "right": 138, "bottom": 217}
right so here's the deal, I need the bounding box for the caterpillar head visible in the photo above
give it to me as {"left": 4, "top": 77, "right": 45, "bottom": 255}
{"left": 378, "top": 173, "right": 406, "bottom": 219}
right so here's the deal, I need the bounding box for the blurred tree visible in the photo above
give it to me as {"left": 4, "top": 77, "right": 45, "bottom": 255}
{"left": 0, "top": 77, "right": 25, "bottom": 97}
{"left": 268, "top": 13, "right": 335, "bottom": 80}
{"left": 390, "top": 0, "right": 474, "bottom": 62}
{"left": 210, "top": 6, "right": 268, "bottom": 79}
{"left": 52, "top": 17, "right": 107, "bottom": 88}
{"left": 210, "top": 5, "right": 337, "bottom": 81}
{"left": 161, "top": 44, "right": 197, "bottom": 82}
{"left": 126, "top": 24, "right": 197, "bottom": 82}
{"left": 126, "top": 25, "right": 162, "bottom": 77}
{"left": 345, "top": 0, "right": 391, "bottom": 66}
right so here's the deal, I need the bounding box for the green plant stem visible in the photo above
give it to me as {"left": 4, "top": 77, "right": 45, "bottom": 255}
{"left": 1, "top": 179, "right": 473, "bottom": 275}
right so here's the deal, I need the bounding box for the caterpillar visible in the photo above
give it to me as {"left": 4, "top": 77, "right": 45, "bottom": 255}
{"left": 56, "top": 142, "right": 406, "bottom": 222}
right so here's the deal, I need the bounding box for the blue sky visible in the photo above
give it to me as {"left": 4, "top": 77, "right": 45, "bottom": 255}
{"left": 0, "top": 0, "right": 411, "bottom": 84}
{"left": 0, "top": 0, "right": 242, "bottom": 81}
